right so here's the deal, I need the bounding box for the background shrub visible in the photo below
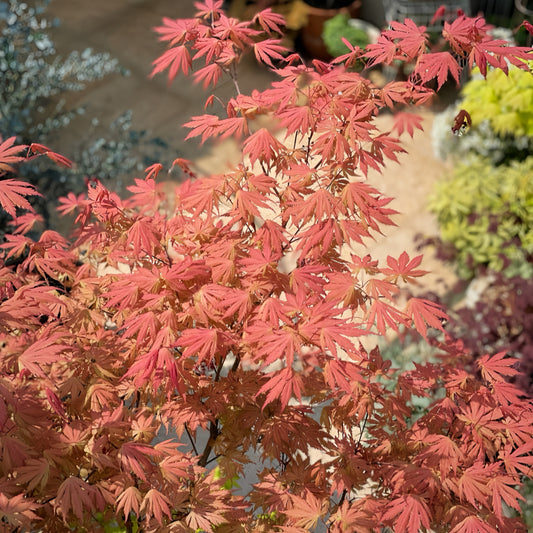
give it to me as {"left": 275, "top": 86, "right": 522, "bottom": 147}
{"left": 432, "top": 63, "right": 533, "bottom": 165}
{"left": 0, "top": 0, "right": 123, "bottom": 141}
{"left": 0, "top": 0, "right": 155, "bottom": 232}
{"left": 429, "top": 156, "right": 533, "bottom": 278}
{"left": 322, "top": 14, "right": 370, "bottom": 58}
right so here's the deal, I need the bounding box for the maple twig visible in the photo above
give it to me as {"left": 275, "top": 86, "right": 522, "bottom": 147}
{"left": 231, "top": 354, "right": 241, "bottom": 372}
{"left": 228, "top": 63, "right": 241, "bottom": 95}
{"left": 354, "top": 412, "right": 368, "bottom": 453}
{"left": 205, "top": 453, "right": 222, "bottom": 465}
{"left": 214, "top": 356, "right": 225, "bottom": 382}
{"left": 184, "top": 423, "right": 199, "bottom": 456}
{"left": 198, "top": 420, "right": 220, "bottom": 467}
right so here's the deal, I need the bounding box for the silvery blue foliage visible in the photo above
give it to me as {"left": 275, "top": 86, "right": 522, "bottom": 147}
{"left": 0, "top": 0, "right": 125, "bottom": 140}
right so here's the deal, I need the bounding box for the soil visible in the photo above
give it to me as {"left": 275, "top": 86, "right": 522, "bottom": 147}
{"left": 45, "top": 0, "right": 459, "bottom": 297}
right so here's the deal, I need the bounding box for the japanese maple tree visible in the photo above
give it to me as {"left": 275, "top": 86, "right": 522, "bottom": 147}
{"left": 1, "top": 1, "right": 532, "bottom": 531}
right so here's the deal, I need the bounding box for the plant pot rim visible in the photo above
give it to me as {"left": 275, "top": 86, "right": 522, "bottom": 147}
{"left": 303, "top": 0, "right": 362, "bottom": 16}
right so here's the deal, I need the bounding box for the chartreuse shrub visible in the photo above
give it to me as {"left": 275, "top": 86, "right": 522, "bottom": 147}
{"left": 432, "top": 62, "right": 533, "bottom": 165}
{"left": 430, "top": 156, "right": 533, "bottom": 278}
{"left": 1, "top": 4, "right": 533, "bottom": 532}
{"left": 462, "top": 63, "right": 533, "bottom": 139}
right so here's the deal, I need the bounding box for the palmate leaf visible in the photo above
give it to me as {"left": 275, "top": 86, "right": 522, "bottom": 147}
{"left": 153, "top": 17, "right": 198, "bottom": 45}
{"left": 141, "top": 488, "right": 172, "bottom": 525}
{"left": 242, "top": 127, "right": 285, "bottom": 165}
{"left": 253, "top": 8, "right": 285, "bottom": 34}
{"left": 253, "top": 38, "right": 288, "bottom": 67}
{"left": 256, "top": 367, "right": 303, "bottom": 410}
{"left": 285, "top": 489, "right": 328, "bottom": 530}
{"left": 115, "top": 486, "right": 142, "bottom": 521}
{"left": 10, "top": 212, "right": 44, "bottom": 235}
{"left": 450, "top": 516, "right": 499, "bottom": 533}
{"left": 457, "top": 463, "right": 492, "bottom": 508}
{"left": 364, "top": 35, "right": 398, "bottom": 66}
{"left": 476, "top": 351, "right": 520, "bottom": 384}
{"left": 150, "top": 45, "right": 192, "bottom": 80}
{"left": 417, "top": 434, "right": 464, "bottom": 475}
{"left": 18, "top": 332, "right": 68, "bottom": 379}
{"left": 184, "top": 114, "right": 248, "bottom": 143}
{"left": 365, "top": 299, "right": 409, "bottom": 336}
{"left": 55, "top": 477, "right": 101, "bottom": 523}
{"left": 15, "top": 458, "right": 51, "bottom": 493}
{"left": 0, "top": 179, "right": 41, "bottom": 217}
{"left": 503, "top": 441, "right": 533, "bottom": 476}
{"left": 179, "top": 327, "right": 222, "bottom": 365}
{"left": 247, "top": 323, "right": 302, "bottom": 367}
{"left": 119, "top": 442, "right": 158, "bottom": 481}
{"left": 231, "top": 188, "right": 273, "bottom": 222}
{"left": 126, "top": 216, "right": 161, "bottom": 256}
{"left": 194, "top": 0, "right": 224, "bottom": 20}
{"left": 384, "top": 18, "right": 428, "bottom": 60}
{"left": 194, "top": 62, "right": 224, "bottom": 89}
{"left": 488, "top": 474, "right": 525, "bottom": 520}
{"left": 404, "top": 297, "right": 447, "bottom": 339}
{"left": 0, "top": 493, "right": 41, "bottom": 529}
{"left": 391, "top": 112, "right": 424, "bottom": 138}
{"left": 382, "top": 251, "right": 428, "bottom": 283}
{"left": 0, "top": 136, "right": 26, "bottom": 173}
{"left": 382, "top": 494, "right": 431, "bottom": 533}
{"left": 442, "top": 15, "right": 531, "bottom": 76}
{"left": 415, "top": 52, "right": 461, "bottom": 89}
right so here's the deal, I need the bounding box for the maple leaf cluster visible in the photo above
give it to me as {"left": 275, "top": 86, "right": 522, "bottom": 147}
{"left": 0, "top": 1, "right": 532, "bottom": 531}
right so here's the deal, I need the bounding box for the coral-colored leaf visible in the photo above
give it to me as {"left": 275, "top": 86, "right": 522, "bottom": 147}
{"left": 364, "top": 35, "right": 398, "bottom": 65}
{"left": 243, "top": 128, "right": 285, "bottom": 165}
{"left": 391, "top": 112, "right": 424, "bottom": 138}
{"left": 450, "top": 516, "right": 498, "bottom": 533}
{"left": 253, "top": 38, "right": 288, "bottom": 67}
{"left": 29, "top": 143, "right": 72, "bottom": 168}
{"left": 366, "top": 299, "right": 408, "bottom": 336}
{"left": 0, "top": 493, "right": 40, "bottom": 529}
{"left": 382, "top": 495, "right": 431, "bottom": 533}
{"left": 0, "top": 179, "right": 40, "bottom": 217}
{"left": 253, "top": 8, "right": 285, "bottom": 34}
{"left": 385, "top": 18, "right": 428, "bottom": 60}
{"left": 141, "top": 488, "right": 172, "bottom": 525}
{"left": 382, "top": 251, "right": 428, "bottom": 283}
{"left": 55, "top": 477, "right": 96, "bottom": 522}
{"left": 415, "top": 51, "right": 461, "bottom": 89}
{"left": 476, "top": 351, "right": 520, "bottom": 384}
{"left": 150, "top": 45, "right": 192, "bottom": 80}
{"left": 119, "top": 442, "right": 158, "bottom": 481}
{"left": 18, "top": 333, "right": 68, "bottom": 378}
{"left": 115, "top": 486, "right": 142, "bottom": 521}
{"left": 256, "top": 367, "right": 303, "bottom": 410}
{"left": 404, "top": 297, "right": 447, "bottom": 339}
{"left": 285, "top": 490, "right": 328, "bottom": 530}
{"left": 0, "top": 136, "right": 26, "bottom": 173}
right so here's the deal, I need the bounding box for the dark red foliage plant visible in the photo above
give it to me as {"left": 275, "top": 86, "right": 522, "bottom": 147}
{"left": 1, "top": 1, "right": 532, "bottom": 531}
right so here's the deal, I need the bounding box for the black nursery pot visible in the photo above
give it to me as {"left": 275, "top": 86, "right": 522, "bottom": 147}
{"left": 303, "top": 0, "right": 356, "bottom": 8}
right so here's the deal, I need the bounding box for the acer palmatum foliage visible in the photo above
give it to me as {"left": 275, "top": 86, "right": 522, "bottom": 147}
{"left": 1, "top": 1, "right": 532, "bottom": 531}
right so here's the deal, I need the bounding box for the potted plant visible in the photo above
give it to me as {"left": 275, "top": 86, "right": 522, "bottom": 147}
{"left": 299, "top": 0, "right": 362, "bottom": 60}
{"left": 322, "top": 13, "right": 380, "bottom": 59}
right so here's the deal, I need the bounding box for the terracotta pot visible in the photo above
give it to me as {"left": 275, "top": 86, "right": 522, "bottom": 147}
{"left": 300, "top": 0, "right": 362, "bottom": 60}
